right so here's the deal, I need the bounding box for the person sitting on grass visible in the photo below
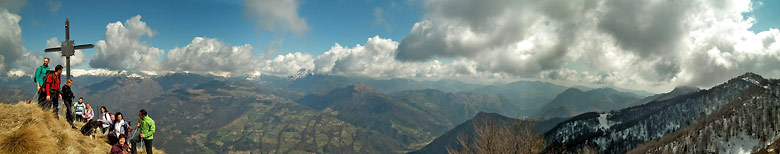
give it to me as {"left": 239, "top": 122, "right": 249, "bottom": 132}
{"left": 82, "top": 102, "right": 94, "bottom": 122}
{"left": 74, "top": 98, "right": 85, "bottom": 122}
{"left": 110, "top": 134, "right": 130, "bottom": 154}
{"left": 109, "top": 112, "right": 130, "bottom": 145}
{"left": 98, "top": 106, "right": 113, "bottom": 134}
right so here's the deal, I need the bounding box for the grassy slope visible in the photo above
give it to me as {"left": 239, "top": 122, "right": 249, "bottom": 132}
{"left": 0, "top": 101, "right": 164, "bottom": 154}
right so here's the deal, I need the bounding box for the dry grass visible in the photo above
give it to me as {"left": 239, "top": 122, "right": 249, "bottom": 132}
{"left": 0, "top": 101, "right": 166, "bottom": 154}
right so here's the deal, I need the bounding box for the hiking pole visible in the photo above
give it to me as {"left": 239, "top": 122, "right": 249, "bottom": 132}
{"left": 28, "top": 90, "right": 38, "bottom": 104}
{"left": 127, "top": 123, "right": 140, "bottom": 150}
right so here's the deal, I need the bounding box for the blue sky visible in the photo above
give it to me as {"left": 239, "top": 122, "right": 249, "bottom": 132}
{"left": 749, "top": 0, "right": 780, "bottom": 32}
{"left": 18, "top": 0, "right": 423, "bottom": 65}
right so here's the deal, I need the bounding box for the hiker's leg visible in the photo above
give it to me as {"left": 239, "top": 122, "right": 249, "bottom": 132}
{"left": 144, "top": 139, "right": 153, "bottom": 154}
{"left": 37, "top": 91, "right": 45, "bottom": 104}
{"left": 37, "top": 92, "right": 46, "bottom": 108}
{"left": 64, "top": 99, "right": 73, "bottom": 124}
{"left": 52, "top": 98, "right": 59, "bottom": 118}
{"left": 131, "top": 133, "right": 141, "bottom": 154}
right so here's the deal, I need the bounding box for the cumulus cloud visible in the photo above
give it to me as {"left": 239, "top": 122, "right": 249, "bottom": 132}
{"left": 163, "top": 37, "right": 255, "bottom": 74}
{"left": 243, "top": 0, "right": 310, "bottom": 35}
{"left": 313, "top": 36, "right": 449, "bottom": 78}
{"left": 0, "top": 8, "right": 39, "bottom": 75}
{"left": 45, "top": 37, "right": 87, "bottom": 68}
{"left": 394, "top": 0, "right": 780, "bottom": 91}
{"left": 90, "top": 15, "right": 164, "bottom": 72}
{"left": 259, "top": 52, "right": 315, "bottom": 76}
{"left": 396, "top": 0, "right": 591, "bottom": 76}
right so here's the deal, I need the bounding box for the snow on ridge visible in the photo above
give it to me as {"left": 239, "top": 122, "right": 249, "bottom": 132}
{"left": 723, "top": 132, "right": 759, "bottom": 154}
{"left": 742, "top": 77, "right": 761, "bottom": 86}
{"left": 71, "top": 69, "right": 120, "bottom": 77}
{"left": 598, "top": 113, "right": 611, "bottom": 130}
{"left": 7, "top": 70, "right": 27, "bottom": 77}
{"left": 127, "top": 73, "right": 145, "bottom": 79}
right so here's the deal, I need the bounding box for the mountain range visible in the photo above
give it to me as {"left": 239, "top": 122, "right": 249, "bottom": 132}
{"left": 4, "top": 72, "right": 777, "bottom": 153}
{"left": 533, "top": 87, "right": 642, "bottom": 119}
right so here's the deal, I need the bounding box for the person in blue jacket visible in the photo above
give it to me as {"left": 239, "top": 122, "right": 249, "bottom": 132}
{"left": 34, "top": 57, "right": 50, "bottom": 102}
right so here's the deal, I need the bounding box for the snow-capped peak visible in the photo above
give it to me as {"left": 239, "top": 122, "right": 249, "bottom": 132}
{"left": 288, "top": 68, "right": 312, "bottom": 80}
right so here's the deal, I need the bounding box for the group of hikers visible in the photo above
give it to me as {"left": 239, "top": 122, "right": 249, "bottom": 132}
{"left": 33, "top": 57, "right": 156, "bottom": 154}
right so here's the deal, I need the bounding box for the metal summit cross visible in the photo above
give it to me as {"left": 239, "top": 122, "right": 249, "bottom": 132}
{"left": 44, "top": 19, "right": 94, "bottom": 81}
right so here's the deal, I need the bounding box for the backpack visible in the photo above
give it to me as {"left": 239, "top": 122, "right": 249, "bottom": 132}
{"left": 40, "top": 70, "right": 57, "bottom": 92}
{"left": 109, "top": 120, "right": 130, "bottom": 136}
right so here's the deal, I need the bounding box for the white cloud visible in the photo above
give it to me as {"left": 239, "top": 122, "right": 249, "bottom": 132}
{"left": 90, "top": 15, "right": 164, "bottom": 72}
{"left": 0, "top": 8, "right": 39, "bottom": 76}
{"left": 45, "top": 37, "right": 87, "bottom": 68}
{"left": 310, "top": 36, "right": 520, "bottom": 80}
{"left": 396, "top": 0, "right": 586, "bottom": 76}
{"left": 243, "top": 0, "right": 310, "bottom": 35}
{"left": 260, "top": 52, "right": 315, "bottom": 76}
{"left": 393, "top": 0, "right": 780, "bottom": 92}
{"left": 163, "top": 37, "right": 255, "bottom": 75}
{"left": 314, "top": 36, "right": 438, "bottom": 78}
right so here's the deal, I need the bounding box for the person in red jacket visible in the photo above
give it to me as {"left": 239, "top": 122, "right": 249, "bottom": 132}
{"left": 42, "top": 65, "right": 63, "bottom": 118}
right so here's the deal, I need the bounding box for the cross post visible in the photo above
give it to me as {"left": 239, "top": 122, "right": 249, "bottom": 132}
{"left": 44, "top": 18, "right": 94, "bottom": 81}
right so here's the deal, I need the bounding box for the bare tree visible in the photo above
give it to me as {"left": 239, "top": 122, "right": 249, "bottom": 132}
{"left": 447, "top": 118, "right": 544, "bottom": 154}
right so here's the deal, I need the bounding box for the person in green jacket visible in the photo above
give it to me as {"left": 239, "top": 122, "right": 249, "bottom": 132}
{"left": 34, "top": 57, "right": 50, "bottom": 101}
{"left": 131, "top": 109, "right": 155, "bottom": 154}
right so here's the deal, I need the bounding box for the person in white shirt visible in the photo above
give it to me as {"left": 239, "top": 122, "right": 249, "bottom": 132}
{"left": 109, "top": 112, "right": 130, "bottom": 145}
{"left": 97, "top": 106, "right": 113, "bottom": 134}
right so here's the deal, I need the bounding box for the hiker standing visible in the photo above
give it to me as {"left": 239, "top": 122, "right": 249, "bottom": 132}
{"left": 62, "top": 79, "right": 76, "bottom": 127}
{"left": 131, "top": 109, "right": 155, "bottom": 154}
{"left": 74, "top": 98, "right": 85, "bottom": 122}
{"left": 98, "top": 106, "right": 113, "bottom": 134}
{"left": 34, "top": 57, "right": 50, "bottom": 100}
{"left": 110, "top": 134, "right": 131, "bottom": 154}
{"left": 82, "top": 102, "right": 94, "bottom": 122}
{"left": 42, "top": 65, "right": 63, "bottom": 117}
{"left": 109, "top": 112, "right": 130, "bottom": 145}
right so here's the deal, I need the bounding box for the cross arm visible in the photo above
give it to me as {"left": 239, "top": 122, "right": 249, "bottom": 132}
{"left": 44, "top": 47, "right": 62, "bottom": 52}
{"left": 74, "top": 44, "right": 94, "bottom": 50}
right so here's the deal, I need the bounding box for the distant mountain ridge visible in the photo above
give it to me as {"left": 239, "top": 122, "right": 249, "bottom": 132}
{"left": 298, "top": 84, "right": 449, "bottom": 150}
{"left": 469, "top": 80, "right": 569, "bottom": 111}
{"left": 390, "top": 89, "right": 524, "bottom": 125}
{"left": 534, "top": 87, "right": 642, "bottom": 119}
